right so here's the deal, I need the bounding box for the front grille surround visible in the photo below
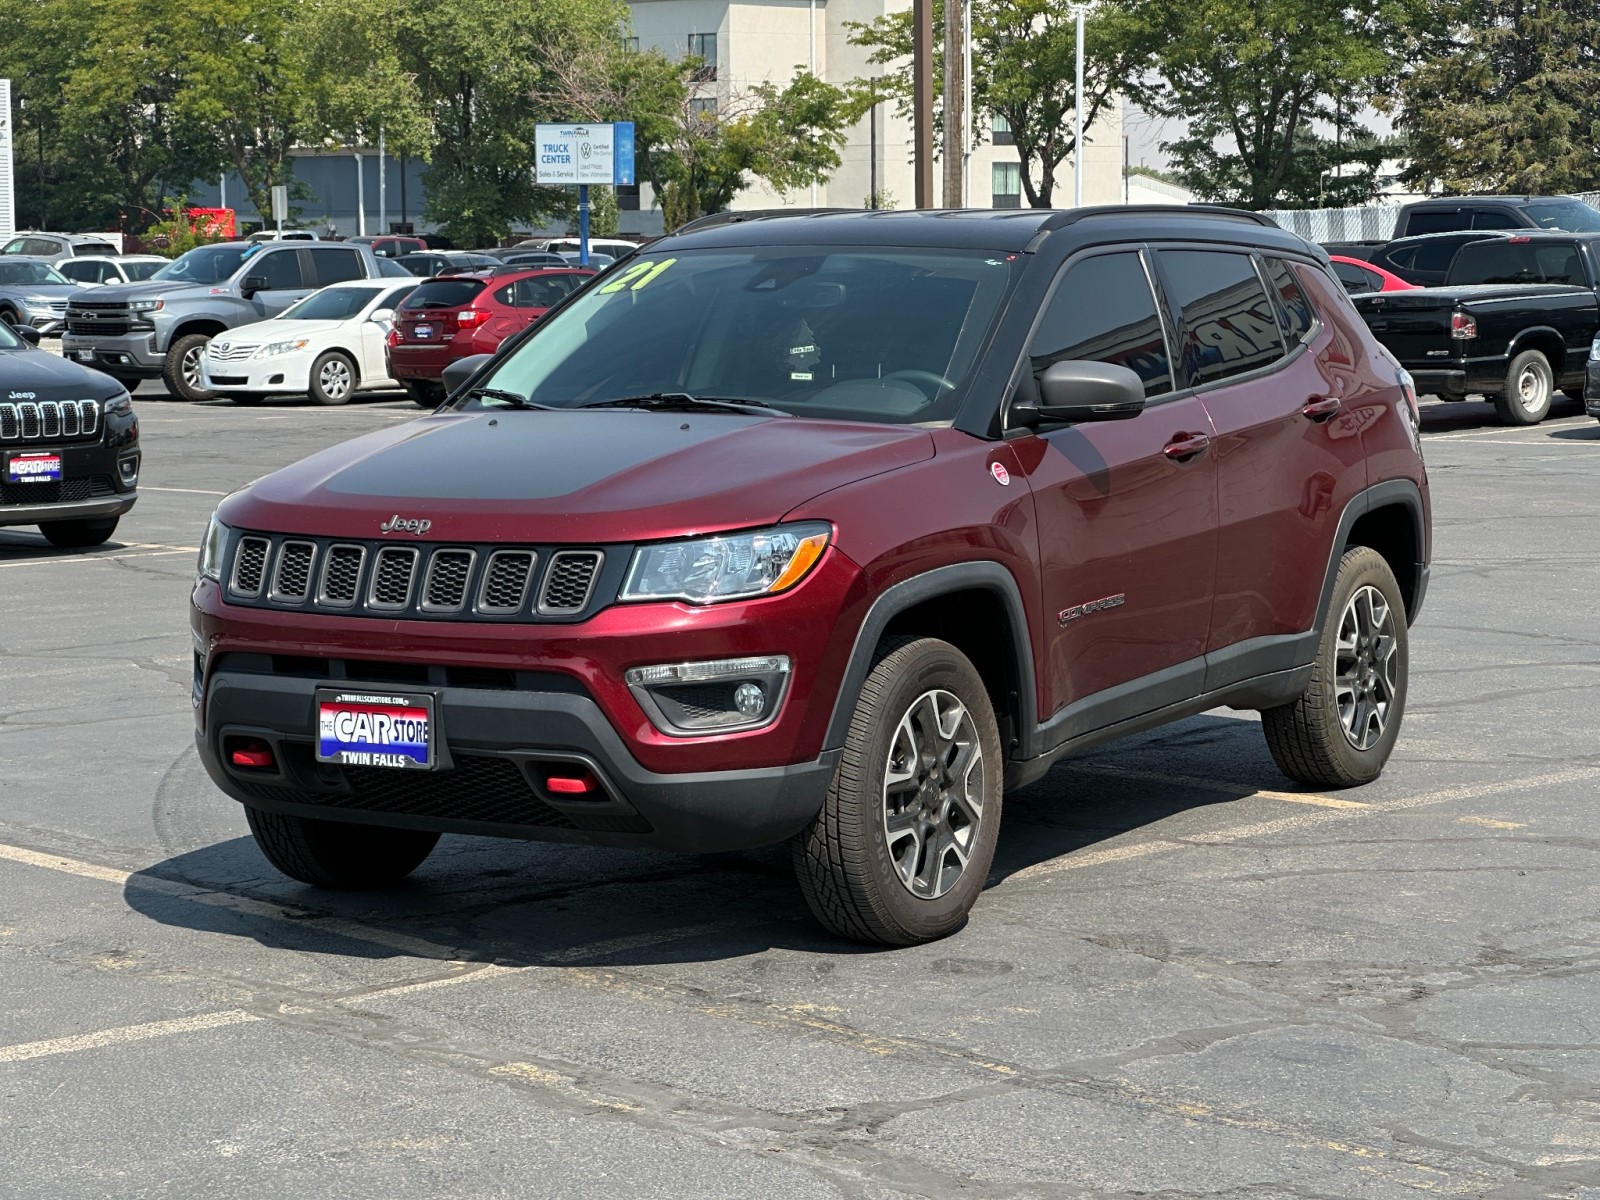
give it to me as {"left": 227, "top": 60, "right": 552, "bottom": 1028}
{"left": 224, "top": 533, "right": 623, "bottom": 623}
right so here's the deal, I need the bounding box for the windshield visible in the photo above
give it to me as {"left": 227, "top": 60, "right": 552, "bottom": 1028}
{"left": 473, "top": 247, "right": 1017, "bottom": 426}
{"left": 151, "top": 245, "right": 251, "bottom": 284}
{"left": 281, "top": 286, "right": 383, "bottom": 321}
{"left": 0, "top": 261, "right": 69, "bottom": 285}
{"left": 1523, "top": 200, "right": 1600, "bottom": 232}
{"left": 123, "top": 260, "right": 165, "bottom": 281}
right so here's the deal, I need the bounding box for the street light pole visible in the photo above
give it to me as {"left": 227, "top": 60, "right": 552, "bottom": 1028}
{"left": 1073, "top": 3, "right": 1086, "bottom": 209}
{"left": 913, "top": 0, "right": 933, "bottom": 207}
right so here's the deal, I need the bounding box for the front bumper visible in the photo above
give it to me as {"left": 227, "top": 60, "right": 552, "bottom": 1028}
{"left": 18, "top": 306, "right": 66, "bottom": 335}
{"left": 0, "top": 436, "right": 140, "bottom": 527}
{"left": 1586, "top": 360, "right": 1600, "bottom": 416}
{"left": 62, "top": 331, "right": 165, "bottom": 377}
{"left": 196, "top": 665, "right": 839, "bottom": 852}
{"left": 201, "top": 352, "right": 312, "bottom": 394}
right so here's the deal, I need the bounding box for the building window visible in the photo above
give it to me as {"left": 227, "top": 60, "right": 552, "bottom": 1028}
{"left": 617, "top": 183, "right": 641, "bottom": 211}
{"left": 621, "top": 36, "right": 639, "bottom": 53}
{"left": 991, "top": 113, "right": 1015, "bottom": 146}
{"left": 689, "top": 97, "right": 719, "bottom": 123}
{"left": 992, "top": 162, "right": 1021, "bottom": 208}
{"left": 687, "top": 32, "right": 717, "bottom": 81}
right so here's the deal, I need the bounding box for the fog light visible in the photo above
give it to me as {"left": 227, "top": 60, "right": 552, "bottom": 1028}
{"left": 118, "top": 456, "right": 139, "bottom": 484}
{"left": 626, "top": 655, "right": 791, "bottom": 736}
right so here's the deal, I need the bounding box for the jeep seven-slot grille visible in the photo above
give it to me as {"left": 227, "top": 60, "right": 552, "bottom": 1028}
{"left": 224, "top": 534, "right": 618, "bottom": 622}
{"left": 0, "top": 400, "right": 99, "bottom": 443}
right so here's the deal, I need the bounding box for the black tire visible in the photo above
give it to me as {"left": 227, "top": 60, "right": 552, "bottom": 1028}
{"left": 402, "top": 379, "right": 445, "bottom": 409}
{"left": 162, "top": 332, "right": 215, "bottom": 401}
{"left": 309, "top": 350, "right": 358, "bottom": 406}
{"left": 38, "top": 517, "right": 119, "bottom": 548}
{"left": 227, "top": 393, "right": 265, "bottom": 406}
{"left": 245, "top": 806, "right": 440, "bottom": 889}
{"left": 1262, "top": 546, "right": 1409, "bottom": 788}
{"left": 0, "top": 308, "right": 20, "bottom": 329}
{"left": 792, "top": 637, "right": 1003, "bottom": 946}
{"left": 1493, "top": 349, "right": 1554, "bottom": 426}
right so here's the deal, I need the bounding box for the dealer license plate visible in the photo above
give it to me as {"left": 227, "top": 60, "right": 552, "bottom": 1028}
{"left": 413, "top": 324, "right": 434, "bottom": 339}
{"left": 315, "top": 688, "right": 436, "bottom": 770}
{"left": 70, "top": 349, "right": 95, "bottom": 362}
{"left": 7, "top": 453, "right": 62, "bottom": 484}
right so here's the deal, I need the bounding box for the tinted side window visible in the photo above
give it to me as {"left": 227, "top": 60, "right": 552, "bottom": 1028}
{"left": 1160, "top": 250, "right": 1285, "bottom": 387}
{"left": 1379, "top": 245, "right": 1417, "bottom": 271}
{"left": 252, "top": 249, "right": 305, "bottom": 289}
{"left": 309, "top": 247, "right": 365, "bottom": 285}
{"left": 1406, "top": 209, "right": 1466, "bottom": 235}
{"left": 59, "top": 261, "right": 97, "bottom": 283}
{"left": 1263, "top": 258, "right": 1316, "bottom": 343}
{"left": 1535, "top": 244, "right": 1587, "bottom": 285}
{"left": 1028, "top": 252, "right": 1173, "bottom": 398}
{"left": 513, "top": 276, "right": 575, "bottom": 308}
{"left": 1470, "top": 208, "right": 1524, "bottom": 230}
{"left": 1413, "top": 239, "right": 1471, "bottom": 273}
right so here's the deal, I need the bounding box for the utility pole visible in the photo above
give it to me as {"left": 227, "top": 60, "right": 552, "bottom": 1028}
{"left": 913, "top": 0, "right": 933, "bottom": 208}
{"left": 378, "top": 127, "right": 387, "bottom": 235}
{"left": 1073, "top": 3, "right": 1087, "bottom": 208}
{"left": 942, "top": 0, "right": 963, "bottom": 207}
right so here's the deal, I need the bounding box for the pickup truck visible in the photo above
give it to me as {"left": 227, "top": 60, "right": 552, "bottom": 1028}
{"left": 1353, "top": 232, "right": 1600, "bottom": 424}
{"left": 61, "top": 240, "right": 384, "bottom": 401}
{"left": 1323, "top": 196, "right": 1600, "bottom": 264}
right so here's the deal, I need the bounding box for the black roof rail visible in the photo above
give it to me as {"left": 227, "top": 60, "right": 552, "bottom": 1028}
{"left": 1041, "top": 204, "right": 1282, "bottom": 231}
{"left": 670, "top": 208, "right": 858, "bottom": 236}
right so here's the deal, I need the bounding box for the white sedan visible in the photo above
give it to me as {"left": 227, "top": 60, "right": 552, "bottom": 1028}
{"left": 200, "top": 279, "right": 417, "bottom": 406}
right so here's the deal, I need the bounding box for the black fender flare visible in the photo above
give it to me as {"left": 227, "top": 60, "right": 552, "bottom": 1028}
{"left": 1315, "top": 478, "right": 1428, "bottom": 632}
{"left": 822, "top": 561, "right": 1039, "bottom": 756}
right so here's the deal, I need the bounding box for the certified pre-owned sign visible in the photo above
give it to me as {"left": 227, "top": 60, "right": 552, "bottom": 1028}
{"left": 534, "top": 122, "right": 635, "bottom": 187}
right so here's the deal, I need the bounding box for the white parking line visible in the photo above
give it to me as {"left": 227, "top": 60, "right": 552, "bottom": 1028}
{"left": 0, "top": 549, "right": 197, "bottom": 570}
{"left": 0, "top": 1010, "right": 261, "bottom": 1063}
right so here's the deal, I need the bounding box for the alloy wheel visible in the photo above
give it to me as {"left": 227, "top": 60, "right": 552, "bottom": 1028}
{"left": 1334, "top": 584, "right": 1398, "bottom": 751}
{"left": 182, "top": 345, "right": 205, "bottom": 390}
{"left": 882, "top": 688, "right": 985, "bottom": 899}
{"left": 320, "top": 359, "right": 352, "bottom": 399}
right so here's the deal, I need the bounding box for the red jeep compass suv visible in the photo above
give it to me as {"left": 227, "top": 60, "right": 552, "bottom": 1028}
{"left": 191, "top": 207, "right": 1430, "bottom": 945}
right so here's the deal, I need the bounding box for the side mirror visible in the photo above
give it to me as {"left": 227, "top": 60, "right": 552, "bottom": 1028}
{"left": 1014, "top": 360, "right": 1148, "bottom": 426}
{"left": 368, "top": 308, "right": 394, "bottom": 326}
{"left": 16, "top": 324, "right": 41, "bottom": 345}
{"left": 240, "top": 275, "right": 267, "bottom": 298}
{"left": 441, "top": 353, "right": 494, "bottom": 397}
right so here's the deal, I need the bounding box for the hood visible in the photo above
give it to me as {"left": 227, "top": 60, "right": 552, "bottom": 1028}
{"left": 74, "top": 279, "right": 221, "bottom": 304}
{"left": 220, "top": 410, "right": 936, "bottom": 543}
{"left": 0, "top": 282, "right": 79, "bottom": 300}
{"left": 0, "top": 346, "right": 129, "bottom": 400}
{"left": 216, "top": 318, "right": 344, "bottom": 347}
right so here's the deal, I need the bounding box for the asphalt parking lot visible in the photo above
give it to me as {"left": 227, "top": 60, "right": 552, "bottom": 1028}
{"left": 3, "top": 366, "right": 1600, "bottom": 1198}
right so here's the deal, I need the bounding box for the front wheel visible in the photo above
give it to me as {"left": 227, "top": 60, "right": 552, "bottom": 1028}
{"left": 39, "top": 517, "right": 119, "bottom": 548}
{"left": 309, "top": 350, "right": 358, "bottom": 406}
{"left": 1262, "top": 546, "right": 1408, "bottom": 788}
{"left": 245, "top": 807, "right": 440, "bottom": 889}
{"left": 792, "top": 637, "right": 1003, "bottom": 945}
{"left": 162, "top": 333, "right": 215, "bottom": 402}
{"left": 1494, "top": 349, "right": 1554, "bottom": 426}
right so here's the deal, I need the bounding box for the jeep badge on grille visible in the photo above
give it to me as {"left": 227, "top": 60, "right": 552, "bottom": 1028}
{"left": 379, "top": 514, "right": 432, "bottom": 536}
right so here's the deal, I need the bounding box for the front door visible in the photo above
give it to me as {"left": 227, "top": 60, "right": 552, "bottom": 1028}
{"left": 1010, "top": 249, "right": 1219, "bottom": 744}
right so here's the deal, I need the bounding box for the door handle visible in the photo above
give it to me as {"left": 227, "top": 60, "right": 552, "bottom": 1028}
{"left": 1302, "top": 396, "right": 1342, "bottom": 422}
{"left": 1163, "top": 432, "right": 1211, "bottom": 462}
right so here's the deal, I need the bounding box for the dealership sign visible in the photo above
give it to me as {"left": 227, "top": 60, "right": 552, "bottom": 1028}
{"left": 534, "top": 123, "right": 636, "bottom": 187}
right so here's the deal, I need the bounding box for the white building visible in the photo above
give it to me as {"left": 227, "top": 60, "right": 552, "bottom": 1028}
{"left": 624, "top": 0, "right": 1126, "bottom": 233}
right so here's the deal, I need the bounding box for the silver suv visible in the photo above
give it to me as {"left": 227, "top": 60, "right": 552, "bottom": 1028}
{"left": 61, "top": 241, "right": 382, "bottom": 400}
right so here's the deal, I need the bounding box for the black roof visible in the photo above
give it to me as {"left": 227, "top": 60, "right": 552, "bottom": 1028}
{"left": 656, "top": 205, "right": 1319, "bottom": 258}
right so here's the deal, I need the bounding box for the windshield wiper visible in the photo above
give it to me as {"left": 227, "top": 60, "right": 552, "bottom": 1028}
{"left": 463, "top": 386, "right": 554, "bottom": 410}
{"left": 576, "top": 392, "right": 789, "bottom": 416}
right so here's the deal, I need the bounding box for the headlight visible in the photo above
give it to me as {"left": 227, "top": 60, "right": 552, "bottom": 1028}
{"left": 1590, "top": 334, "right": 1600, "bottom": 363}
{"left": 104, "top": 394, "right": 134, "bottom": 416}
{"left": 197, "top": 513, "right": 229, "bottom": 581}
{"left": 255, "top": 339, "right": 310, "bottom": 358}
{"left": 619, "top": 522, "right": 831, "bottom": 604}
{"left": 129, "top": 299, "right": 164, "bottom": 313}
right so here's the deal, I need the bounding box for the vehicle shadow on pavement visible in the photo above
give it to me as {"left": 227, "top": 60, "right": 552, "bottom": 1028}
{"left": 1417, "top": 394, "right": 1585, "bottom": 433}
{"left": 0, "top": 531, "right": 140, "bottom": 560}
{"left": 121, "top": 715, "right": 1278, "bottom": 963}
{"left": 1547, "top": 423, "right": 1600, "bottom": 440}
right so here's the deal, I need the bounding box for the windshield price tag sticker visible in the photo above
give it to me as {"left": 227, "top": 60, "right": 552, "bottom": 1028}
{"left": 599, "top": 259, "right": 676, "bottom": 294}
{"left": 315, "top": 689, "right": 436, "bottom": 771}
{"left": 7, "top": 453, "right": 62, "bottom": 484}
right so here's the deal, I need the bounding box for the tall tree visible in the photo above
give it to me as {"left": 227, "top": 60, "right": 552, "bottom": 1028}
{"left": 296, "top": 0, "right": 432, "bottom": 159}
{"left": 1396, "top": 0, "right": 1600, "bottom": 195}
{"left": 1111, "top": 0, "right": 1406, "bottom": 208}
{"left": 847, "top": 0, "right": 1138, "bottom": 208}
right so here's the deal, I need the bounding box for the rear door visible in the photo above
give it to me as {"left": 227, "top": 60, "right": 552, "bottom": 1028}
{"left": 308, "top": 246, "right": 367, "bottom": 286}
{"left": 1011, "top": 248, "right": 1219, "bottom": 737}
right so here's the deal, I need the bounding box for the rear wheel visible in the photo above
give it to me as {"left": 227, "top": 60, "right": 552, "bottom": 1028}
{"left": 402, "top": 379, "right": 446, "bottom": 409}
{"left": 309, "top": 351, "right": 357, "bottom": 406}
{"left": 162, "top": 333, "right": 215, "bottom": 402}
{"left": 1493, "top": 349, "right": 1554, "bottom": 425}
{"left": 39, "top": 517, "right": 119, "bottom": 548}
{"left": 1262, "top": 546, "right": 1408, "bottom": 788}
{"left": 245, "top": 806, "right": 440, "bottom": 889}
{"left": 792, "top": 637, "right": 1002, "bottom": 945}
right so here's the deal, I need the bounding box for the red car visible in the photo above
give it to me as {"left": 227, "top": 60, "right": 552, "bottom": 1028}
{"left": 388, "top": 268, "right": 594, "bottom": 406}
{"left": 192, "top": 208, "right": 1430, "bottom": 944}
{"left": 1328, "top": 254, "right": 1421, "bottom": 296}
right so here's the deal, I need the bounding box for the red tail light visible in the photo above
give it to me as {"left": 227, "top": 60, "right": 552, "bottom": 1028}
{"left": 387, "top": 327, "right": 401, "bottom": 347}
{"left": 1450, "top": 311, "right": 1477, "bottom": 340}
{"left": 456, "top": 309, "right": 490, "bottom": 327}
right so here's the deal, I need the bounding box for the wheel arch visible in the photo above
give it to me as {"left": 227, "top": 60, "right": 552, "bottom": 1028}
{"left": 168, "top": 319, "right": 229, "bottom": 345}
{"left": 1506, "top": 327, "right": 1566, "bottom": 374}
{"left": 1319, "top": 480, "right": 1428, "bottom": 628}
{"left": 823, "top": 562, "right": 1038, "bottom": 760}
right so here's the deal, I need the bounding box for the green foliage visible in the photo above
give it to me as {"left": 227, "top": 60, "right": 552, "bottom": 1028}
{"left": 1396, "top": 0, "right": 1600, "bottom": 194}
{"left": 1110, "top": 0, "right": 1409, "bottom": 208}
{"left": 848, "top": 0, "right": 1136, "bottom": 208}
{"left": 141, "top": 196, "right": 230, "bottom": 257}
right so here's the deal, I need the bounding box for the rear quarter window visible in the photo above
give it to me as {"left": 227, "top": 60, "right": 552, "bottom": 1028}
{"left": 403, "top": 280, "right": 486, "bottom": 308}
